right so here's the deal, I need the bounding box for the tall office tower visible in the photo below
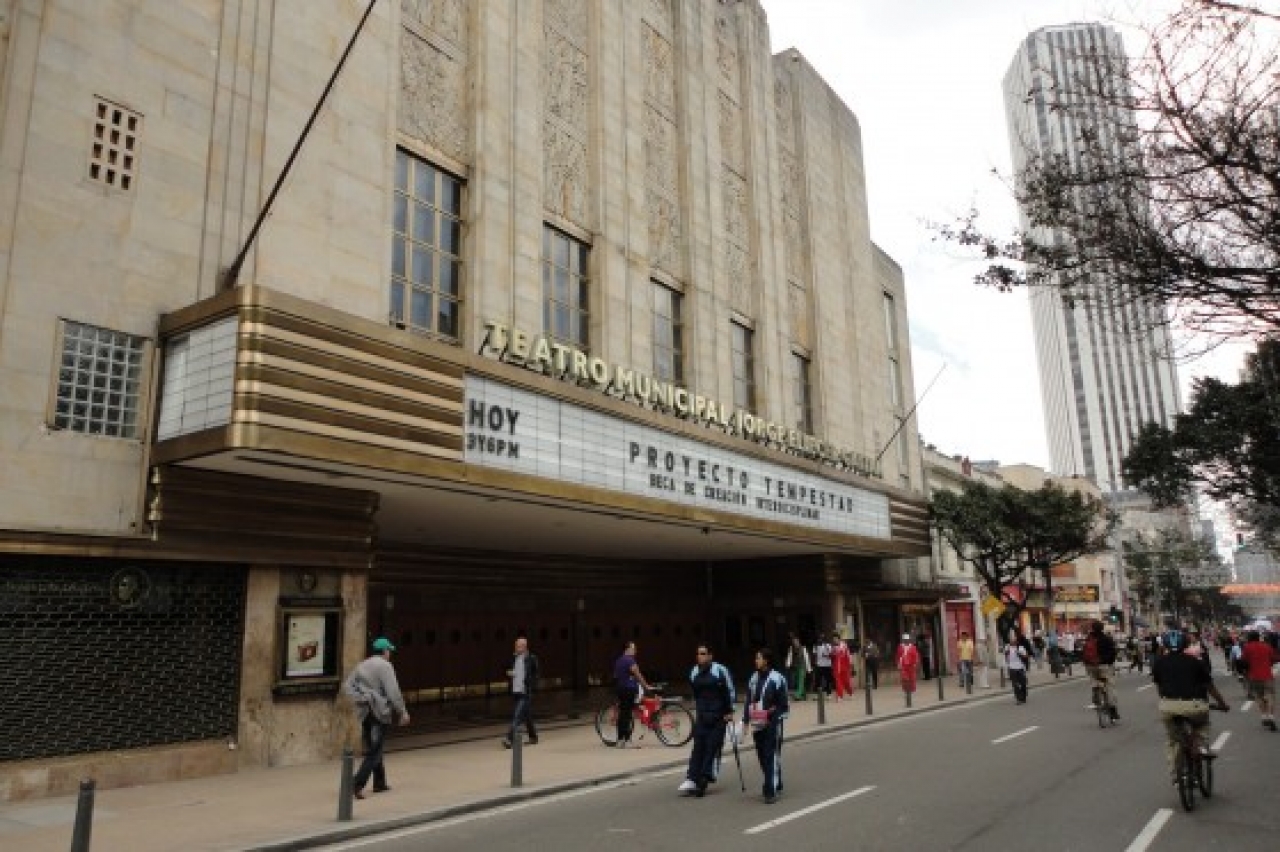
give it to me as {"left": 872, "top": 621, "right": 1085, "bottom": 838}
{"left": 1003, "top": 24, "right": 1181, "bottom": 493}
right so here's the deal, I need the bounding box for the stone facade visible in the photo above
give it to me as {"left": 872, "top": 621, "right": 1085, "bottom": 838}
{"left": 0, "top": 0, "right": 921, "bottom": 798}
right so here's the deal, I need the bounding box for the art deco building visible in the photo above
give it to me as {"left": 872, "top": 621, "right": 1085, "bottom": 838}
{"left": 0, "top": 0, "right": 932, "bottom": 798}
{"left": 1002, "top": 24, "right": 1181, "bottom": 493}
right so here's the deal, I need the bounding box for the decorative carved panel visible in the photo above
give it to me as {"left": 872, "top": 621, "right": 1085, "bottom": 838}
{"left": 722, "top": 167, "right": 747, "bottom": 242}
{"left": 544, "top": 119, "right": 588, "bottom": 223}
{"left": 643, "top": 25, "right": 675, "bottom": 119}
{"left": 727, "top": 244, "right": 751, "bottom": 314}
{"left": 401, "top": 0, "right": 468, "bottom": 50}
{"left": 644, "top": 106, "right": 677, "bottom": 193}
{"left": 719, "top": 91, "right": 744, "bottom": 176}
{"left": 774, "top": 69, "right": 795, "bottom": 152}
{"left": 545, "top": 0, "right": 589, "bottom": 49}
{"left": 647, "top": 186, "right": 681, "bottom": 274}
{"left": 644, "top": 0, "right": 673, "bottom": 34}
{"left": 544, "top": 31, "right": 589, "bottom": 132}
{"left": 715, "top": 7, "right": 740, "bottom": 92}
{"left": 400, "top": 30, "right": 467, "bottom": 160}
{"left": 789, "top": 282, "right": 812, "bottom": 349}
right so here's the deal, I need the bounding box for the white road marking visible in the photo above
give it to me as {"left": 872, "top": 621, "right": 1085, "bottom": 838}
{"left": 991, "top": 726, "right": 1038, "bottom": 744}
{"left": 1136, "top": 683, "right": 1155, "bottom": 692}
{"left": 310, "top": 774, "right": 663, "bottom": 849}
{"left": 1123, "top": 809, "right": 1173, "bottom": 852}
{"left": 1241, "top": 700, "right": 1254, "bottom": 713}
{"left": 1211, "top": 731, "right": 1231, "bottom": 752}
{"left": 744, "top": 786, "right": 876, "bottom": 834}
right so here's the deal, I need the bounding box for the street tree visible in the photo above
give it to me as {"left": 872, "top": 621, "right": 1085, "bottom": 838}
{"left": 934, "top": 0, "right": 1280, "bottom": 341}
{"left": 1122, "top": 339, "right": 1280, "bottom": 545}
{"left": 931, "top": 480, "right": 1116, "bottom": 641}
{"left": 1121, "top": 528, "right": 1234, "bottom": 626}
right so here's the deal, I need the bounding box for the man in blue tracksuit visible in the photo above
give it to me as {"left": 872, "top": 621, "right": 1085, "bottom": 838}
{"left": 743, "top": 647, "right": 789, "bottom": 804}
{"left": 678, "top": 643, "right": 735, "bottom": 797}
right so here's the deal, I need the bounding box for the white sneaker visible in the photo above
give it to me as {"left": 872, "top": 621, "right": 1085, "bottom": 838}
{"left": 678, "top": 778, "right": 697, "bottom": 794}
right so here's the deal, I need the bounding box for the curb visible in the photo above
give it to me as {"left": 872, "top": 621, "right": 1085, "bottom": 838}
{"left": 242, "top": 675, "right": 1083, "bottom": 850}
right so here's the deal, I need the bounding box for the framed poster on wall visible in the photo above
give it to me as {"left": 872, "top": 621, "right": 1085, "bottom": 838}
{"left": 274, "top": 598, "right": 342, "bottom": 696}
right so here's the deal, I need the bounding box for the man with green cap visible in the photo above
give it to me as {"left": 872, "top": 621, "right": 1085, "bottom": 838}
{"left": 345, "top": 636, "right": 410, "bottom": 799}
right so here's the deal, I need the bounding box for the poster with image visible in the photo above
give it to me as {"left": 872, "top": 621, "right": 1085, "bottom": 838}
{"left": 287, "top": 613, "right": 326, "bottom": 677}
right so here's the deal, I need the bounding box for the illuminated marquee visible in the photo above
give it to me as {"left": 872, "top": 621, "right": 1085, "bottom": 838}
{"left": 480, "top": 321, "right": 880, "bottom": 479}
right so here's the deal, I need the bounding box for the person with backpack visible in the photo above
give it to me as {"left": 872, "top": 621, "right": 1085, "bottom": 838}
{"left": 1082, "top": 620, "right": 1120, "bottom": 721}
{"left": 678, "top": 643, "right": 736, "bottom": 796}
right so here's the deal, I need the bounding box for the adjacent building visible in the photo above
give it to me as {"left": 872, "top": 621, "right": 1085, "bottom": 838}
{"left": 0, "top": 1, "right": 932, "bottom": 800}
{"left": 1002, "top": 24, "right": 1181, "bottom": 493}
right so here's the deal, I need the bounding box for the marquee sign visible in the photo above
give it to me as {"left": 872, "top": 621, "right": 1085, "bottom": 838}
{"left": 464, "top": 376, "right": 891, "bottom": 539}
{"left": 479, "top": 321, "right": 881, "bottom": 479}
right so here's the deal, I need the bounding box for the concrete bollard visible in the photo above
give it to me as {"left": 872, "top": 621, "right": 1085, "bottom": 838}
{"left": 69, "top": 777, "right": 95, "bottom": 852}
{"left": 337, "top": 748, "right": 354, "bottom": 822}
{"left": 816, "top": 688, "right": 826, "bottom": 725}
{"left": 510, "top": 730, "right": 523, "bottom": 788}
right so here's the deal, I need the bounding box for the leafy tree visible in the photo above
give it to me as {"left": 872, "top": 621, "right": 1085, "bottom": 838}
{"left": 1122, "top": 339, "right": 1280, "bottom": 538}
{"left": 1122, "top": 528, "right": 1235, "bottom": 626}
{"left": 935, "top": 0, "right": 1280, "bottom": 340}
{"left": 931, "top": 480, "right": 1116, "bottom": 639}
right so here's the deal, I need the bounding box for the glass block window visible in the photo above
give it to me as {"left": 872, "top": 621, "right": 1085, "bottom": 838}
{"left": 89, "top": 98, "right": 140, "bottom": 191}
{"left": 390, "top": 149, "right": 463, "bottom": 339}
{"left": 791, "top": 352, "right": 813, "bottom": 433}
{"left": 53, "top": 321, "right": 147, "bottom": 438}
{"left": 653, "top": 282, "right": 684, "bottom": 384}
{"left": 731, "top": 321, "right": 755, "bottom": 412}
{"left": 543, "top": 226, "right": 590, "bottom": 348}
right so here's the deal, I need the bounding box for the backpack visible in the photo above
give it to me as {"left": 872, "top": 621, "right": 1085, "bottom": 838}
{"left": 1082, "top": 634, "right": 1101, "bottom": 665}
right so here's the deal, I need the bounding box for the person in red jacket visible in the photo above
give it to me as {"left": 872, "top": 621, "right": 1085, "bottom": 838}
{"left": 1240, "top": 630, "right": 1280, "bottom": 731}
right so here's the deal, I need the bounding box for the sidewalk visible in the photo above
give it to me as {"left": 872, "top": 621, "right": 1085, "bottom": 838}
{"left": 0, "top": 666, "right": 1085, "bottom": 852}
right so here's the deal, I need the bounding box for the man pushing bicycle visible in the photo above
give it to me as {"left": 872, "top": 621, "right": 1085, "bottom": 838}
{"left": 1152, "top": 629, "right": 1229, "bottom": 785}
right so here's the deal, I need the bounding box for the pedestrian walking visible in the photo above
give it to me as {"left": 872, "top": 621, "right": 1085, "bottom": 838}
{"left": 863, "top": 639, "right": 880, "bottom": 689}
{"left": 1059, "top": 629, "right": 1076, "bottom": 676}
{"left": 785, "top": 632, "right": 811, "bottom": 701}
{"left": 917, "top": 633, "right": 933, "bottom": 680}
{"left": 344, "top": 637, "right": 410, "bottom": 799}
{"left": 1003, "top": 633, "right": 1030, "bottom": 704}
{"left": 832, "top": 635, "right": 853, "bottom": 700}
{"left": 1240, "top": 630, "right": 1280, "bottom": 731}
{"left": 678, "top": 643, "right": 735, "bottom": 797}
{"left": 612, "top": 640, "right": 652, "bottom": 748}
{"left": 896, "top": 633, "right": 919, "bottom": 696}
{"left": 957, "top": 630, "right": 975, "bottom": 689}
{"left": 1032, "top": 630, "right": 1046, "bottom": 670}
{"left": 502, "top": 635, "right": 539, "bottom": 748}
{"left": 812, "top": 634, "right": 834, "bottom": 696}
{"left": 743, "top": 647, "right": 789, "bottom": 804}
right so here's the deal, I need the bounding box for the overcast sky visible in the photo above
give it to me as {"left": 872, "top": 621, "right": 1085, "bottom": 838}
{"left": 757, "top": 0, "right": 1249, "bottom": 470}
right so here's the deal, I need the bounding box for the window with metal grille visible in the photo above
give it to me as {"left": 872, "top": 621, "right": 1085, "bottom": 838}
{"left": 542, "top": 226, "right": 590, "bottom": 349}
{"left": 731, "top": 321, "right": 755, "bottom": 412}
{"left": 0, "top": 559, "right": 246, "bottom": 761}
{"left": 53, "top": 321, "right": 147, "bottom": 438}
{"left": 89, "top": 97, "right": 140, "bottom": 190}
{"left": 390, "top": 149, "right": 463, "bottom": 339}
{"left": 652, "top": 281, "right": 684, "bottom": 384}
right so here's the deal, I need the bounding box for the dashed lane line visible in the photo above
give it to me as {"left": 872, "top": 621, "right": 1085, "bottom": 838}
{"left": 991, "top": 726, "right": 1038, "bottom": 744}
{"left": 1123, "top": 809, "right": 1173, "bottom": 852}
{"left": 744, "top": 786, "right": 876, "bottom": 835}
{"left": 1211, "top": 731, "right": 1231, "bottom": 752}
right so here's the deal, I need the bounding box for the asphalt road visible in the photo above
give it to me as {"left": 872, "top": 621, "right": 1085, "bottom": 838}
{"left": 312, "top": 670, "right": 1279, "bottom": 852}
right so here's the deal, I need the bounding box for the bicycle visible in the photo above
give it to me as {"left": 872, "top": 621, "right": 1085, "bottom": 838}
{"left": 1091, "top": 681, "right": 1115, "bottom": 728}
{"left": 1171, "top": 706, "right": 1225, "bottom": 811}
{"left": 595, "top": 684, "right": 694, "bottom": 747}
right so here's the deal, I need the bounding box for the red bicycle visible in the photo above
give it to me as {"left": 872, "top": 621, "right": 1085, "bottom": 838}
{"left": 594, "top": 684, "right": 693, "bottom": 747}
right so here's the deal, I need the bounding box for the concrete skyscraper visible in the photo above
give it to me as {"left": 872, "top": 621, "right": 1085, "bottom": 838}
{"left": 1003, "top": 23, "right": 1181, "bottom": 493}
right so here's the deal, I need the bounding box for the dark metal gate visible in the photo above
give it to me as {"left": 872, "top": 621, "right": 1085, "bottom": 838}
{"left": 0, "top": 557, "right": 246, "bottom": 762}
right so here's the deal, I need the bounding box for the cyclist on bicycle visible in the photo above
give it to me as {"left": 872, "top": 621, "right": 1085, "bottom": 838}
{"left": 1152, "top": 629, "right": 1229, "bottom": 784}
{"left": 1082, "top": 620, "right": 1120, "bottom": 721}
{"left": 612, "top": 640, "right": 653, "bottom": 748}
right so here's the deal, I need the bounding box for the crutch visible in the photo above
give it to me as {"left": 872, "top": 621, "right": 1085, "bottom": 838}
{"left": 729, "top": 721, "right": 746, "bottom": 792}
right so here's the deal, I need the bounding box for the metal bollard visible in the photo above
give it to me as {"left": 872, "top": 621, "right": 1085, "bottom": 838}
{"left": 69, "top": 777, "right": 95, "bottom": 852}
{"left": 1000, "top": 666, "right": 1007, "bottom": 688}
{"left": 904, "top": 687, "right": 912, "bottom": 708}
{"left": 337, "top": 748, "right": 354, "bottom": 822}
{"left": 510, "top": 730, "right": 523, "bottom": 788}
{"left": 864, "top": 675, "right": 873, "bottom": 715}
{"left": 937, "top": 669, "right": 945, "bottom": 701}
{"left": 967, "top": 666, "right": 974, "bottom": 695}
{"left": 816, "top": 688, "right": 826, "bottom": 725}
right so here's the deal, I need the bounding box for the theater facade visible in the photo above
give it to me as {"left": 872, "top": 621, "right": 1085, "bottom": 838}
{"left": 0, "top": 0, "right": 933, "bottom": 800}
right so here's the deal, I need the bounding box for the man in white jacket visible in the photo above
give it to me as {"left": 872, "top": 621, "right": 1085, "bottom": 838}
{"left": 345, "top": 637, "right": 410, "bottom": 799}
